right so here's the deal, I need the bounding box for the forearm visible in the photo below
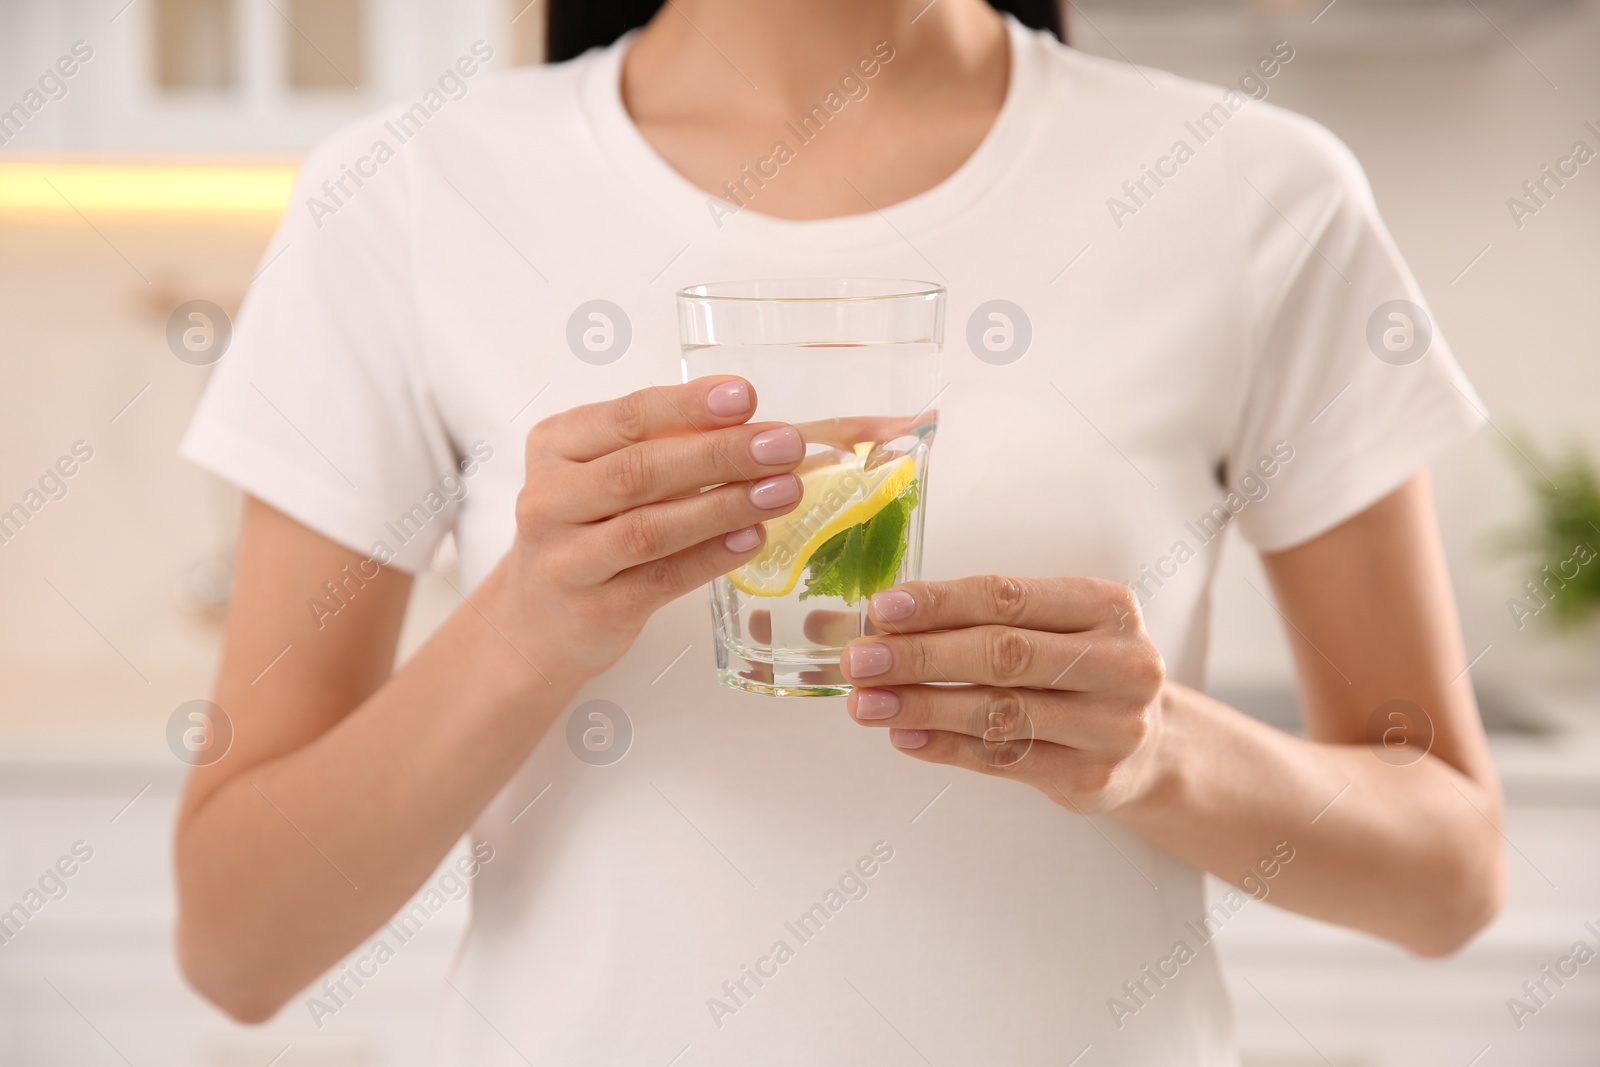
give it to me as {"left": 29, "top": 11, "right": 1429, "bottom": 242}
{"left": 1115, "top": 682, "right": 1504, "bottom": 956}
{"left": 176, "top": 563, "right": 580, "bottom": 1019}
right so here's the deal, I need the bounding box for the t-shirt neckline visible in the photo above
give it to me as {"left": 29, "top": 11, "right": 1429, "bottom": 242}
{"left": 578, "top": 14, "right": 1048, "bottom": 247}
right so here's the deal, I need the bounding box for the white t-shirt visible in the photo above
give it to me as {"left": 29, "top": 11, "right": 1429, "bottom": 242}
{"left": 182, "top": 17, "right": 1483, "bottom": 1066}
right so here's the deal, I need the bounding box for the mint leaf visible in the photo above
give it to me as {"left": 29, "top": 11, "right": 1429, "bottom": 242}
{"left": 798, "top": 480, "right": 920, "bottom": 604}
{"left": 807, "top": 525, "right": 850, "bottom": 577}
{"left": 858, "top": 489, "right": 910, "bottom": 596}
{"left": 799, "top": 525, "right": 855, "bottom": 601}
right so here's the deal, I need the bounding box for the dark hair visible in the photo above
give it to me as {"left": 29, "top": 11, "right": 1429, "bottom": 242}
{"left": 548, "top": 1, "right": 1063, "bottom": 63}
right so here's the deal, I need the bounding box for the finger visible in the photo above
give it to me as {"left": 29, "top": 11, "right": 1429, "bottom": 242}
{"left": 609, "top": 521, "right": 769, "bottom": 605}
{"left": 865, "top": 575, "right": 1141, "bottom": 636}
{"left": 848, "top": 684, "right": 1138, "bottom": 752}
{"left": 583, "top": 474, "right": 803, "bottom": 579}
{"left": 881, "top": 730, "right": 1120, "bottom": 801}
{"left": 566, "top": 420, "right": 804, "bottom": 521}
{"left": 532, "top": 377, "right": 756, "bottom": 463}
{"left": 841, "top": 626, "right": 1141, "bottom": 691}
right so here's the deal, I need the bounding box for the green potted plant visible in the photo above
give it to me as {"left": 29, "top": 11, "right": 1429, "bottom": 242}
{"left": 1502, "top": 443, "right": 1600, "bottom": 635}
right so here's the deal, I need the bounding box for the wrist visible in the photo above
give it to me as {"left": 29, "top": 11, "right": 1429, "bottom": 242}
{"left": 1114, "top": 682, "right": 1192, "bottom": 820}
{"left": 452, "top": 558, "right": 594, "bottom": 697}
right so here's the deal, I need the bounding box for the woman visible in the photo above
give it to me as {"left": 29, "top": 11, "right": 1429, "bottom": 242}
{"left": 175, "top": 0, "right": 1504, "bottom": 1062}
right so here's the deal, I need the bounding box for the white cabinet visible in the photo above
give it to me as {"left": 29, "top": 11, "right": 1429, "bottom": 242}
{"left": 0, "top": 755, "right": 469, "bottom": 1067}
{"left": 5, "top": 738, "right": 1598, "bottom": 1065}
{"left": 1219, "top": 739, "right": 1600, "bottom": 1067}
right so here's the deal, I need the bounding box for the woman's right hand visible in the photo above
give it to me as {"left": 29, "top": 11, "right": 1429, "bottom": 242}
{"left": 175, "top": 376, "right": 797, "bottom": 1018}
{"left": 490, "top": 375, "right": 804, "bottom": 685}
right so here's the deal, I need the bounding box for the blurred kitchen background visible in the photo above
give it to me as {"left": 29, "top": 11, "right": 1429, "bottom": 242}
{"left": 1, "top": 0, "right": 1597, "bottom": 1064}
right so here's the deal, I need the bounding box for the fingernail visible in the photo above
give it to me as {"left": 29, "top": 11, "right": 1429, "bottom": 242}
{"left": 723, "top": 526, "right": 761, "bottom": 553}
{"left": 854, "top": 689, "right": 900, "bottom": 720}
{"left": 707, "top": 380, "right": 750, "bottom": 417}
{"left": 748, "top": 426, "right": 803, "bottom": 465}
{"left": 847, "top": 643, "right": 893, "bottom": 678}
{"left": 891, "top": 729, "right": 929, "bottom": 750}
{"left": 749, "top": 474, "right": 801, "bottom": 510}
{"left": 871, "top": 590, "right": 915, "bottom": 622}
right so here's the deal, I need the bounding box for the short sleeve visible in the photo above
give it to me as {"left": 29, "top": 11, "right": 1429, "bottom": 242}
{"left": 180, "top": 116, "right": 460, "bottom": 572}
{"left": 1225, "top": 114, "right": 1484, "bottom": 553}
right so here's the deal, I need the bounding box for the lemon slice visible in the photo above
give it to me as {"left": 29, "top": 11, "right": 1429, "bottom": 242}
{"left": 730, "top": 443, "right": 916, "bottom": 597}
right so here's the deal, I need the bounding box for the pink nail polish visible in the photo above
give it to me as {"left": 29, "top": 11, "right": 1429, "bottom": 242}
{"left": 847, "top": 643, "right": 892, "bottom": 678}
{"left": 749, "top": 474, "right": 801, "bottom": 510}
{"left": 724, "top": 526, "right": 760, "bottom": 553}
{"left": 854, "top": 689, "right": 899, "bottom": 720}
{"left": 748, "top": 426, "right": 803, "bottom": 465}
{"left": 871, "top": 590, "right": 915, "bottom": 621}
{"left": 891, "top": 729, "right": 929, "bottom": 750}
{"left": 707, "top": 380, "right": 750, "bottom": 417}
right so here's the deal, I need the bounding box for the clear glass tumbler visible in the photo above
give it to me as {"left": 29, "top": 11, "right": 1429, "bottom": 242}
{"left": 677, "top": 279, "right": 946, "bottom": 697}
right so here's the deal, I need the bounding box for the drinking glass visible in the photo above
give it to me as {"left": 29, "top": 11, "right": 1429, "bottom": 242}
{"left": 677, "top": 279, "right": 945, "bottom": 697}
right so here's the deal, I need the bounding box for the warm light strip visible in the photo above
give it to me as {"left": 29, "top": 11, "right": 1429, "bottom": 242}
{"left": 0, "top": 162, "right": 298, "bottom": 218}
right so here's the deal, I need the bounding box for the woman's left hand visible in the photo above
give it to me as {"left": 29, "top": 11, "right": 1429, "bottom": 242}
{"left": 840, "top": 575, "right": 1172, "bottom": 815}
